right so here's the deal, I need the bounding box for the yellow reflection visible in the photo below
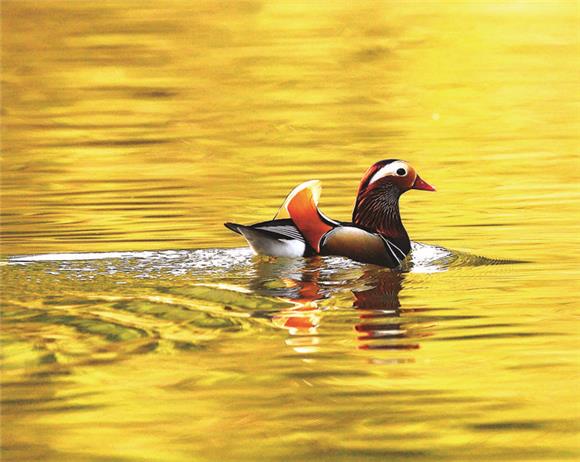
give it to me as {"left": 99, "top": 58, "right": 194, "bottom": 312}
{"left": 1, "top": 1, "right": 579, "bottom": 462}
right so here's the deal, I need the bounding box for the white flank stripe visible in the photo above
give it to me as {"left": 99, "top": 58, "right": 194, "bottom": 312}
{"left": 383, "top": 239, "right": 402, "bottom": 265}
{"left": 388, "top": 239, "right": 407, "bottom": 259}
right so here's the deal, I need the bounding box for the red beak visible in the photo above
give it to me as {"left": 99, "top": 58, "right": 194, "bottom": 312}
{"left": 412, "top": 175, "right": 436, "bottom": 191}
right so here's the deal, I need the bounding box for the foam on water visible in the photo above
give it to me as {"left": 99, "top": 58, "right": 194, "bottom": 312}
{"left": 8, "top": 243, "right": 460, "bottom": 274}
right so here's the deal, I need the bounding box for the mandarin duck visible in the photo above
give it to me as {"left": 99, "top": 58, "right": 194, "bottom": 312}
{"left": 225, "top": 159, "right": 435, "bottom": 267}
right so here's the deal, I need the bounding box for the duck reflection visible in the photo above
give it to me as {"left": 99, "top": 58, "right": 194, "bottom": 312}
{"left": 353, "top": 270, "right": 432, "bottom": 350}
{"left": 248, "top": 257, "right": 432, "bottom": 352}
{"left": 248, "top": 257, "right": 325, "bottom": 353}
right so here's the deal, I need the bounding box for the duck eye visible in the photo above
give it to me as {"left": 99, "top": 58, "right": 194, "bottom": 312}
{"left": 396, "top": 168, "right": 406, "bottom": 176}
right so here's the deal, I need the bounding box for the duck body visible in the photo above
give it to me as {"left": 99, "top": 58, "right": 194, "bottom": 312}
{"left": 225, "top": 219, "right": 407, "bottom": 266}
{"left": 225, "top": 160, "right": 435, "bottom": 268}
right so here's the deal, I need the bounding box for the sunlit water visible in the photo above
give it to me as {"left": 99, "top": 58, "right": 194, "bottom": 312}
{"left": 1, "top": 2, "right": 579, "bottom": 461}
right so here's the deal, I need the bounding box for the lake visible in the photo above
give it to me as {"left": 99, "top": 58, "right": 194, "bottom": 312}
{"left": 1, "top": 1, "right": 579, "bottom": 461}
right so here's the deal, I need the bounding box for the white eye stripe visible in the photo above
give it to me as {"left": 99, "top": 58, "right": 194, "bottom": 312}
{"left": 369, "top": 161, "right": 409, "bottom": 184}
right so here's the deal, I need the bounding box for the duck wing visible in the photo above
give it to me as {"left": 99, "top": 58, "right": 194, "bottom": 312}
{"left": 225, "top": 180, "right": 337, "bottom": 257}
{"left": 273, "top": 180, "right": 322, "bottom": 220}
{"left": 224, "top": 219, "right": 315, "bottom": 257}
{"left": 283, "top": 180, "right": 339, "bottom": 252}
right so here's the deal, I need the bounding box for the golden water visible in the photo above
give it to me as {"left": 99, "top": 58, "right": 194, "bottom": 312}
{"left": 1, "top": 1, "right": 579, "bottom": 461}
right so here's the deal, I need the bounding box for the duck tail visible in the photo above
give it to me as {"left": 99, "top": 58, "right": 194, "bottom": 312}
{"left": 224, "top": 222, "right": 242, "bottom": 234}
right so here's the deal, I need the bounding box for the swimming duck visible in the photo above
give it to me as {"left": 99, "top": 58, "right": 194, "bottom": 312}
{"left": 225, "top": 159, "right": 435, "bottom": 267}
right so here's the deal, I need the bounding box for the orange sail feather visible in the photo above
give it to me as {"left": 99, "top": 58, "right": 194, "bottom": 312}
{"left": 284, "top": 180, "right": 333, "bottom": 252}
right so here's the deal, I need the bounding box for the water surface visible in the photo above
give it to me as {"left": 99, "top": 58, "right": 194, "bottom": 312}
{"left": 1, "top": 1, "right": 579, "bottom": 461}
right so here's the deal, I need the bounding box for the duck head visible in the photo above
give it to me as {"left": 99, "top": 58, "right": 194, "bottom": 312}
{"left": 356, "top": 159, "right": 435, "bottom": 197}
{"left": 353, "top": 159, "right": 435, "bottom": 241}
